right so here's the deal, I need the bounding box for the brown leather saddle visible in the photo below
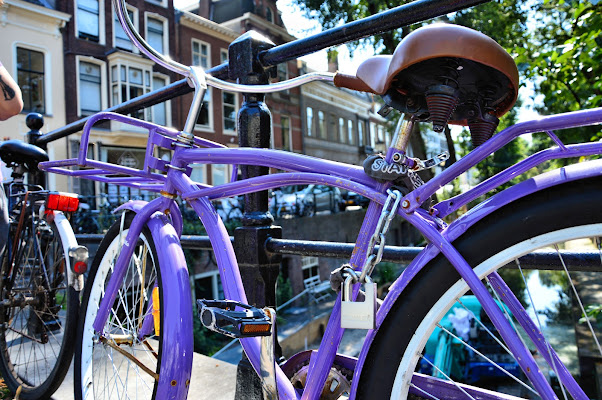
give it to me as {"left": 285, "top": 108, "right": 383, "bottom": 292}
{"left": 335, "top": 24, "right": 519, "bottom": 146}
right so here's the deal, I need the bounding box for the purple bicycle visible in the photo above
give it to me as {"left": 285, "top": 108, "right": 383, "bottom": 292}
{"left": 40, "top": 0, "right": 602, "bottom": 398}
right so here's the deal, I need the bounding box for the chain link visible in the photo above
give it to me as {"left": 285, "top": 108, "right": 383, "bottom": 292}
{"left": 355, "top": 189, "right": 402, "bottom": 283}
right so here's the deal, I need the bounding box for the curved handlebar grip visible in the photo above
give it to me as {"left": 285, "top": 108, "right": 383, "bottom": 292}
{"left": 333, "top": 73, "right": 377, "bottom": 94}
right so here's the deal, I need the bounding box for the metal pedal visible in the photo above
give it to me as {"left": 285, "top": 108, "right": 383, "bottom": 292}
{"left": 197, "top": 299, "right": 272, "bottom": 339}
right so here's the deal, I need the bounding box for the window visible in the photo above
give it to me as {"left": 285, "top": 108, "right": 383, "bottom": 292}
{"left": 101, "top": 146, "right": 153, "bottom": 202}
{"left": 377, "top": 125, "right": 384, "bottom": 144}
{"left": 266, "top": 7, "right": 273, "bottom": 23}
{"left": 370, "top": 122, "right": 376, "bottom": 147}
{"left": 79, "top": 61, "right": 102, "bottom": 116}
{"left": 212, "top": 164, "right": 229, "bottom": 186}
{"left": 195, "top": 87, "right": 212, "bottom": 130}
{"left": 77, "top": 0, "right": 100, "bottom": 41}
{"left": 146, "top": 16, "right": 165, "bottom": 54}
{"left": 347, "top": 120, "right": 354, "bottom": 144}
{"left": 190, "top": 163, "right": 207, "bottom": 183}
{"left": 306, "top": 107, "right": 313, "bottom": 136}
{"left": 17, "top": 47, "right": 45, "bottom": 114}
{"left": 192, "top": 40, "right": 210, "bottom": 69}
{"left": 330, "top": 113, "right": 337, "bottom": 141}
{"left": 151, "top": 75, "right": 167, "bottom": 125}
{"left": 358, "top": 121, "right": 365, "bottom": 145}
{"left": 281, "top": 116, "right": 291, "bottom": 151}
{"left": 277, "top": 62, "right": 287, "bottom": 82}
{"left": 301, "top": 256, "right": 319, "bottom": 280}
{"left": 317, "top": 111, "right": 326, "bottom": 139}
{"left": 223, "top": 91, "right": 237, "bottom": 133}
{"left": 194, "top": 271, "right": 224, "bottom": 302}
{"left": 338, "top": 118, "right": 345, "bottom": 143}
{"left": 111, "top": 63, "right": 151, "bottom": 120}
{"left": 114, "top": 7, "right": 137, "bottom": 51}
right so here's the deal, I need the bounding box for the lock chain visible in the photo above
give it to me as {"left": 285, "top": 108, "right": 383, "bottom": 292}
{"left": 340, "top": 189, "right": 402, "bottom": 288}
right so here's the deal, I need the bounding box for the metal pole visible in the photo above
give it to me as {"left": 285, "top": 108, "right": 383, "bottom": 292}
{"left": 228, "top": 31, "right": 282, "bottom": 400}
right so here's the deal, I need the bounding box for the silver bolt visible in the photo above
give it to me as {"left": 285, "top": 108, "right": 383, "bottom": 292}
{"left": 402, "top": 200, "right": 410, "bottom": 208}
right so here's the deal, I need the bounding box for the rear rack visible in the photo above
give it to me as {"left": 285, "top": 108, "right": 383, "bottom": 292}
{"left": 38, "top": 112, "right": 225, "bottom": 193}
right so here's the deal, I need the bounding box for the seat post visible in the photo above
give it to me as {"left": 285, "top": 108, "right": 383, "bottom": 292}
{"left": 26, "top": 113, "right": 46, "bottom": 189}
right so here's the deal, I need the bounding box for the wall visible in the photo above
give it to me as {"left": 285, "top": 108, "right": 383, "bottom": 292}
{"left": 0, "top": 0, "right": 70, "bottom": 191}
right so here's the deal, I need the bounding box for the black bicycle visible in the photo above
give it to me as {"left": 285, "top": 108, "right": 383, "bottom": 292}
{"left": 0, "top": 139, "right": 87, "bottom": 399}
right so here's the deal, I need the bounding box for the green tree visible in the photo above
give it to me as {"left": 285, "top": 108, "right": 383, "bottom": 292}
{"left": 525, "top": 0, "right": 602, "bottom": 156}
{"left": 294, "top": 0, "right": 531, "bottom": 178}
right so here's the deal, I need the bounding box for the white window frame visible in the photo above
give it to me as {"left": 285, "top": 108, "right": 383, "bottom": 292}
{"left": 112, "top": 5, "right": 139, "bottom": 53}
{"left": 151, "top": 72, "right": 170, "bottom": 126}
{"left": 13, "top": 42, "right": 52, "bottom": 116}
{"left": 317, "top": 110, "right": 326, "bottom": 139}
{"left": 306, "top": 107, "right": 313, "bottom": 137}
{"left": 347, "top": 119, "right": 354, "bottom": 144}
{"left": 220, "top": 48, "right": 229, "bottom": 64}
{"left": 144, "top": 12, "right": 168, "bottom": 56}
{"left": 191, "top": 39, "right": 211, "bottom": 69}
{"left": 338, "top": 117, "right": 345, "bottom": 143}
{"left": 74, "top": 0, "right": 106, "bottom": 45}
{"left": 194, "top": 86, "right": 213, "bottom": 132}
{"left": 75, "top": 56, "right": 108, "bottom": 117}
{"left": 222, "top": 90, "right": 238, "bottom": 135}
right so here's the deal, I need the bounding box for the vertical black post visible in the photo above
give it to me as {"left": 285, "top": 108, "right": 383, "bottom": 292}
{"left": 229, "top": 31, "right": 282, "bottom": 400}
{"left": 26, "top": 113, "right": 46, "bottom": 188}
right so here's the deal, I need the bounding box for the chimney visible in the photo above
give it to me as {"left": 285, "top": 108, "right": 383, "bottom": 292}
{"left": 198, "top": 0, "right": 210, "bottom": 19}
{"left": 327, "top": 49, "right": 339, "bottom": 73}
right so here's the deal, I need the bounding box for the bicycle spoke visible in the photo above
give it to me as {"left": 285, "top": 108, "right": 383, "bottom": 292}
{"left": 436, "top": 323, "right": 538, "bottom": 395}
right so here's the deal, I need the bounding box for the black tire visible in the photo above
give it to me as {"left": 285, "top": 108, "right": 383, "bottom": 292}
{"left": 75, "top": 212, "right": 163, "bottom": 400}
{"left": 0, "top": 218, "right": 79, "bottom": 399}
{"left": 357, "top": 177, "right": 602, "bottom": 399}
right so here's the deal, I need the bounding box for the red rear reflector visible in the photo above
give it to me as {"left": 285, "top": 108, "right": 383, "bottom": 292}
{"left": 73, "top": 261, "right": 88, "bottom": 274}
{"left": 46, "top": 192, "right": 79, "bottom": 212}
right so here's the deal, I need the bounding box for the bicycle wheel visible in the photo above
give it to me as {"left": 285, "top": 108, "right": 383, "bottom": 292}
{"left": 358, "top": 177, "right": 602, "bottom": 399}
{"left": 75, "top": 213, "right": 163, "bottom": 400}
{"left": 0, "top": 216, "right": 78, "bottom": 399}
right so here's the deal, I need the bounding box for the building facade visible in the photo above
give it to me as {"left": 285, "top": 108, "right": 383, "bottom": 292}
{"left": 0, "top": 0, "right": 70, "bottom": 191}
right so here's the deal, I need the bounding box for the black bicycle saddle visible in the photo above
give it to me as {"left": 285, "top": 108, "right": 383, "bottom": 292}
{"left": 0, "top": 140, "right": 49, "bottom": 171}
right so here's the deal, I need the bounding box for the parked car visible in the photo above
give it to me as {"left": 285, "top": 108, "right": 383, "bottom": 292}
{"left": 340, "top": 190, "right": 370, "bottom": 210}
{"left": 270, "top": 185, "right": 342, "bottom": 217}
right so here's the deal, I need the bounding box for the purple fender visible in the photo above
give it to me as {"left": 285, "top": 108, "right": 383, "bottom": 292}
{"left": 113, "top": 199, "right": 184, "bottom": 237}
{"left": 349, "top": 159, "right": 602, "bottom": 398}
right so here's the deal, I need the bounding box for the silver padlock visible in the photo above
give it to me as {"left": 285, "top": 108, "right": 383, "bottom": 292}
{"left": 341, "top": 275, "right": 377, "bottom": 329}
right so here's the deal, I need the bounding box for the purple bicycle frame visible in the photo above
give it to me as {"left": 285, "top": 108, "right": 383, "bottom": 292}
{"left": 39, "top": 107, "right": 602, "bottom": 400}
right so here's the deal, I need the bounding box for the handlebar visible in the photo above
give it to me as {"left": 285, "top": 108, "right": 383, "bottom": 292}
{"left": 115, "top": 0, "right": 336, "bottom": 93}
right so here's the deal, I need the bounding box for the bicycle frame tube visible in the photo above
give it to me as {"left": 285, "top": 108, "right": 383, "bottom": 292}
{"left": 404, "top": 107, "right": 602, "bottom": 213}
